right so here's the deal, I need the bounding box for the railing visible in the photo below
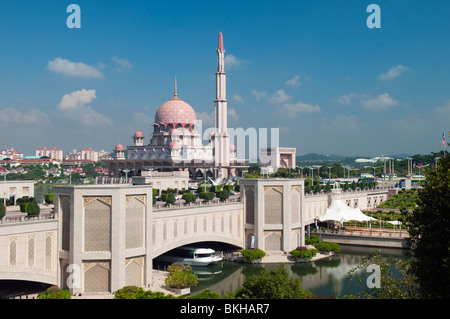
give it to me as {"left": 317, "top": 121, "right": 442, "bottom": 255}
{"left": 153, "top": 197, "right": 242, "bottom": 211}
{"left": 304, "top": 186, "right": 396, "bottom": 196}
{"left": 1, "top": 213, "right": 57, "bottom": 225}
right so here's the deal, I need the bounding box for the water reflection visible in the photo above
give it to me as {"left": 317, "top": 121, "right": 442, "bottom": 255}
{"left": 189, "top": 245, "right": 410, "bottom": 298}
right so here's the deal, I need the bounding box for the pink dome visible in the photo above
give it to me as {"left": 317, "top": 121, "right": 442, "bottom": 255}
{"left": 230, "top": 144, "right": 236, "bottom": 151}
{"left": 134, "top": 131, "right": 143, "bottom": 138}
{"left": 169, "top": 141, "right": 178, "bottom": 149}
{"left": 155, "top": 98, "right": 197, "bottom": 125}
{"left": 209, "top": 130, "right": 215, "bottom": 136}
{"left": 115, "top": 144, "right": 124, "bottom": 151}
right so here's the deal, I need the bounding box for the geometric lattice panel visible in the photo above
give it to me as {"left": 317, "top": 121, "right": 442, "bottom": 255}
{"left": 125, "top": 257, "right": 144, "bottom": 287}
{"left": 264, "top": 187, "right": 283, "bottom": 224}
{"left": 83, "top": 261, "right": 111, "bottom": 293}
{"left": 264, "top": 231, "right": 282, "bottom": 251}
{"left": 84, "top": 199, "right": 111, "bottom": 252}
{"left": 126, "top": 198, "right": 145, "bottom": 249}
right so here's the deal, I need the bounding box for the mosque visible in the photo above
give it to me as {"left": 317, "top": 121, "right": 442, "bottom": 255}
{"left": 106, "top": 33, "right": 247, "bottom": 179}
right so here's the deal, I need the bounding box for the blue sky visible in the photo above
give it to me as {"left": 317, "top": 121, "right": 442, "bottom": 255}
{"left": 1, "top": 0, "right": 449, "bottom": 157}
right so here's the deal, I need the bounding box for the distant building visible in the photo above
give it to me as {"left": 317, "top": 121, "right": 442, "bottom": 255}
{"left": 81, "top": 147, "right": 99, "bottom": 162}
{"left": 259, "top": 147, "right": 296, "bottom": 170}
{"left": 35, "top": 146, "right": 63, "bottom": 161}
{"left": 0, "top": 148, "right": 23, "bottom": 160}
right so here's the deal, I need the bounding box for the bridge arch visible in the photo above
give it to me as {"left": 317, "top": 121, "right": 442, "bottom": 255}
{"left": 152, "top": 235, "right": 243, "bottom": 259}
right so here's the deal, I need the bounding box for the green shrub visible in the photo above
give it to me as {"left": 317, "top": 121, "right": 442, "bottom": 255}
{"left": 217, "top": 190, "right": 229, "bottom": 201}
{"left": 0, "top": 202, "right": 5, "bottom": 219}
{"left": 314, "top": 242, "right": 340, "bottom": 253}
{"left": 165, "top": 271, "right": 198, "bottom": 289}
{"left": 114, "top": 286, "right": 143, "bottom": 299}
{"left": 20, "top": 202, "right": 30, "bottom": 213}
{"left": 290, "top": 248, "right": 318, "bottom": 259}
{"left": 199, "top": 192, "right": 215, "bottom": 201}
{"left": 241, "top": 249, "right": 266, "bottom": 262}
{"left": 182, "top": 192, "right": 196, "bottom": 203}
{"left": 27, "top": 200, "right": 40, "bottom": 217}
{"left": 44, "top": 193, "right": 54, "bottom": 204}
{"left": 305, "top": 234, "right": 322, "bottom": 245}
{"left": 37, "top": 286, "right": 71, "bottom": 299}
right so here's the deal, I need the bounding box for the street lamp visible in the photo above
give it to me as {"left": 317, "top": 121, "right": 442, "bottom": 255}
{"left": 2, "top": 170, "right": 10, "bottom": 209}
{"left": 120, "top": 169, "right": 134, "bottom": 182}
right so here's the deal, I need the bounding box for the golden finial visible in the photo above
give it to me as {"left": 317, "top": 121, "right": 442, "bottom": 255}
{"left": 174, "top": 76, "right": 178, "bottom": 99}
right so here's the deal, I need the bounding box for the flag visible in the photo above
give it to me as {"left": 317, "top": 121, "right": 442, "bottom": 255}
{"left": 443, "top": 132, "right": 446, "bottom": 148}
{"left": 418, "top": 163, "right": 422, "bottom": 168}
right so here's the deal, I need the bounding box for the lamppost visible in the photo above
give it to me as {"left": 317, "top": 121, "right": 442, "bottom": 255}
{"left": 2, "top": 170, "right": 10, "bottom": 209}
{"left": 120, "top": 169, "right": 134, "bottom": 182}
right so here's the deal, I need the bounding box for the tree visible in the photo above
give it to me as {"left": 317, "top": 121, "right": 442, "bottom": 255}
{"left": 27, "top": 199, "right": 40, "bottom": 217}
{"left": 165, "top": 193, "right": 177, "bottom": 205}
{"left": 0, "top": 201, "right": 5, "bottom": 219}
{"left": 232, "top": 265, "right": 312, "bottom": 299}
{"left": 325, "top": 181, "right": 332, "bottom": 192}
{"left": 182, "top": 192, "right": 196, "bottom": 204}
{"left": 199, "top": 192, "right": 215, "bottom": 201}
{"left": 37, "top": 286, "right": 71, "bottom": 299}
{"left": 217, "top": 189, "right": 229, "bottom": 201}
{"left": 314, "top": 182, "right": 322, "bottom": 194}
{"left": 406, "top": 154, "right": 450, "bottom": 298}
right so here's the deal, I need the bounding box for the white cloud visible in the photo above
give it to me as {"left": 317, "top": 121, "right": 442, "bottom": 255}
{"left": 435, "top": 100, "right": 450, "bottom": 113}
{"left": 379, "top": 65, "right": 409, "bottom": 80}
{"left": 362, "top": 93, "right": 399, "bottom": 110}
{"left": 58, "top": 89, "right": 112, "bottom": 126}
{"left": 48, "top": 57, "right": 104, "bottom": 78}
{"left": 232, "top": 95, "right": 244, "bottom": 103}
{"left": 282, "top": 101, "right": 320, "bottom": 115}
{"left": 252, "top": 90, "right": 267, "bottom": 101}
{"left": 225, "top": 54, "right": 247, "bottom": 69}
{"left": 228, "top": 108, "right": 239, "bottom": 121}
{"left": 269, "top": 89, "right": 292, "bottom": 104}
{"left": 58, "top": 89, "right": 97, "bottom": 110}
{"left": 196, "top": 111, "right": 215, "bottom": 128}
{"left": 112, "top": 56, "right": 132, "bottom": 71}
{"left": 335, "top": 93, "right": 361, "bottom": 105}
{"left": 0, "top": 107, "right": 50, "bottom": 125}
{"left": 285, "top": 75, "right": 302, "bottom": 87}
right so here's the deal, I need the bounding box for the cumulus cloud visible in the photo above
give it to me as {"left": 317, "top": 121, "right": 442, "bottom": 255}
{"left": 285, "top": 75, "right": 302, "bottom": 87}
{"left": 251, "top": 90, "right": 267, "bottom": 101}
{"left": 48, "top": 57, "right": 104, "bottom": 78}
{"left": 232, "top": 95, "right": 244, "bottom": 103}
{"left": 58, "top": 89, "right": 112, "bottom": 126}
{"left": 58, "top": 89, "right": 97, "bottom": 110}
{"left": 228, "top": 108, "right": 239, "bottom": 121}
{"left": 225, "top": 54, "right": 247, "bottom": 69}
{"left": 335, "top": 93, "right": 362, "bottom": 105}
{"left": 282, "top": 101, "right": 320, "bottom": 116}
{"left": 362, "top": 93, "right": 399, "bottom": 110}
{"left": 269, "top": 89, "right": 292, "bottom": 104}
{"left": 112, "top": 56, "right": 132, "bottom": 71}
{"left": 378, "top": 65, "right": 409, "bottom": 80}
{"left": 435, "top": 100, "right": 450, "bottom": 113}
{"left": 0, "top": 107, "right": 50, "bottom": 125}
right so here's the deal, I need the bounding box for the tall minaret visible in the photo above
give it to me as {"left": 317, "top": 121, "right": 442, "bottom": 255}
{"left": 214, "top": 32, "right": 229, "bottom": 177}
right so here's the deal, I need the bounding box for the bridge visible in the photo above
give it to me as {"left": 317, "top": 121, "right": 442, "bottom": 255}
{"left": 0, "top": 178, "right": 394, "bottom": 296}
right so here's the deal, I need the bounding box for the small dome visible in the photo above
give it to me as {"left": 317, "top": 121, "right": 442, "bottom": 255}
{"left": 169, "top": 142, "right": 178, "bottom": 149}
{"left": 230, "top": 144, "right": 236, "bottom": 151}
{"left": 115, "top": 144, "right": 124, "bottom": 151}
{"left": 134, "top": 131, "right": 143, "bottom": 138}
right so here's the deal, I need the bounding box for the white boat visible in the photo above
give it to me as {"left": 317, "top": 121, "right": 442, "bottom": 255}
{"left": 155, "top": 246, "right": 223, "bottom": 266}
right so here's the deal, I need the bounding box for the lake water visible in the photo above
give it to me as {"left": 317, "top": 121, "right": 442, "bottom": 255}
{"left": 187, "top": 245, "right": 410, "bottom": 298}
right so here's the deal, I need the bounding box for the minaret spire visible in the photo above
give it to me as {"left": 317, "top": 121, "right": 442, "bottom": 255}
{"left": 174, "top": 76, "right": 178, "bottom": 99}
{"left": 214, "top": 32, "right": 229, "bottom": 176}
{"left": 218, "top": 32, "right": 224, "bottom": 50}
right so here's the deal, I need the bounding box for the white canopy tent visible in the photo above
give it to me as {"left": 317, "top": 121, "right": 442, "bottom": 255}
{"left": 319, "top": 200, "right": 377, "bottom": 223}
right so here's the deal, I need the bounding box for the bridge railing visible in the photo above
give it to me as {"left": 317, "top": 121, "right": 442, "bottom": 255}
{"left": 153, "top": 197, "right": 242, "bottom": 211}
{"left": 0, "top": 213, "right": 57, "bottom": 225}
